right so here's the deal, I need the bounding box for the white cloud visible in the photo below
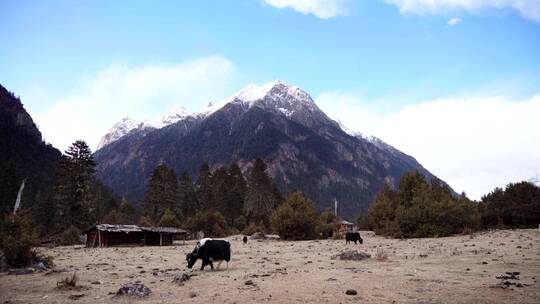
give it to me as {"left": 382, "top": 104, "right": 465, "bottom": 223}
{"left": 263, "top": 0, "right": 350, "bottom": 19}
{"left": 32, "top": 56, "right": 235, "bottom": 152}
{"left": 383, "top": 0, "right": 540, "bottom": 22}
{"left": 316, "top": 91, "right": 540, "bottom": 200}
{"left": 448, "top": 17, "right": 462, "bottom": 25}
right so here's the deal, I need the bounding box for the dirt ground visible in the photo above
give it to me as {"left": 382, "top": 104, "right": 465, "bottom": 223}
{"left": 1, "top": 229, "right": 539, "bottom": 303}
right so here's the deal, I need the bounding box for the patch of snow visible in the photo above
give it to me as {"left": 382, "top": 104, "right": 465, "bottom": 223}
{"left": 277, "top": 107, "right": 294, "bottom": 117}
{"left": 97, "top": 117, "right": 140, "bottom": 149}
{"left": 98, "top": 80, "right": 321, "bottom": 149}
{"left": 98, "top": 107, "right": 195, "bottom": 149}
{"left": 197, "top": 80, "right": 316, "bottom": 118}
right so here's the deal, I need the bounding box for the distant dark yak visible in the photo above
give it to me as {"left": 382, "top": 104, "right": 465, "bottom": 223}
{"left": 345, "top": 232, "right": 363, "bottom": 244}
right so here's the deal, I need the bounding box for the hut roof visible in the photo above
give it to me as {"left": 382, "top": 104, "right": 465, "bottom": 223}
{"left": 140, "top": 227, "right": 188, "bottom": 234}
{"left": 83, "top": 224, "right": 142, "bottom": 234}
{"left": 82, "top": 224, "right": 188, "bottom": 235}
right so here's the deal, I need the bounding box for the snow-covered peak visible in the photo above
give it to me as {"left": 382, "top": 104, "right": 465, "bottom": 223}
{"left": 235, "top": 80, "right": 313, "bottom": 105}
{"left": 98, "top": 81, "right": 324, "bottom": 149}
{"left": 97, "top": 107, "right": 194, "bottom": 150}
{"left": 198, "top": 80, "right": 316, "bottom": 117}
{"left": 97, "top": 117, "right": 140, "bottom": 149}
{"left": 156, "top": 106, "right": 189, "bottom": 127}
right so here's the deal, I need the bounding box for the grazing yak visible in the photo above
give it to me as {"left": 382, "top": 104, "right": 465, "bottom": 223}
{"left": 186, "top": 238, "right": 231, "bottom": 270}
{"left": 345, "top": 232, "right": 363, "bottom": 244}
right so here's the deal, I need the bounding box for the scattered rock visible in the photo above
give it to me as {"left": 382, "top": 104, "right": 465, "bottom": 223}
{"left": 345, "top": 289, "right": 358, "bottom": 295}
{"left": 331, "top": 251, "right": 371, "bottom": 261}
{"left": 251, "top": 232, "right": 266, "bottom": 240}
{"left": 245, "top": 280, "right": 255, "bottom": 285}
{"left": 115, "top": 283, "right": 152, "bottom": 298}
{"left": 68, "top": 293, "right": 86, "bottom": 300}
{"left": 496, "top": 272, "right": 520, "bottom": 280}
{"left": 8, "top": 267, "right": 38, "bottom": 275}
{"left": 173, "top": 272, "right": 192, "bottom": 285}
{"left": 491, "top": 272, "right": 528, "bottom": 289}
{"left": 189, "top": 291, "right": 197, "bottom": 298}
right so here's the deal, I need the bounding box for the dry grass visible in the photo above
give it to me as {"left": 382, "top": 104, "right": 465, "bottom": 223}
{"left": 374, "top": 247, "right": 388, "bottom": 261}
{"left": 1, "top": 229, "right": 539, "bottom": 304}
{"left": 56, "top": 272, "right": 78, "bottom": 289}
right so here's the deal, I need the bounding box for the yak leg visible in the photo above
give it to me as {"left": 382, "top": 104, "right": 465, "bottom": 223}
{"left": 216, "top": 260, "right": 223, "bottom": 270}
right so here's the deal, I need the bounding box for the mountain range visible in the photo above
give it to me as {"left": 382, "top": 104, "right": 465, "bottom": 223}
{"left": 94, "top": 80, "right": 442, "bottom": 219}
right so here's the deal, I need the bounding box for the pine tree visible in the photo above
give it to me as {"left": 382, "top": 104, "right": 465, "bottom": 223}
{"left": 53, "top": 140, "right": 97, "bottom": 231}
{"left": 158, "top": 208, "right": 181, "bottom": 227}
{"left": 178, "top": 172, "right": 199, "bottom": 221}
{"left": 196, "top": 162, "right": 215, "bottom": 211}
{"left": 118, "top": 197, "right": 137, "bottom": 224}
{"left": 228, "top": 163, "right": 247, "bottom": 226}
{"left": 33, "top": 190, "right": 55, "bottom": 234}
{"left": 244, "top": 158, "right": 280, "bottom": 228}
{"left": 211, "top": 166, "right": 230, "bottom": 216}
{"left": 142, "top": 164, "right": 179, "bottom": 223}
{"left": 92, "top": 181, "right": 119, "bottom": 223}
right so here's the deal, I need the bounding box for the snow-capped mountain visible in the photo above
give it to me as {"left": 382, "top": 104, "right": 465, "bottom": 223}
{"left": 97, "top": 117, "right": 140, "bottom": 150}
{"left": 97, "top": 107, "right": 192, "bottom": 149}
{"left": 94, "top": 80, "right": 445, "bottom": 218}
{"left": 98, "top": 80, "right": 339, "bottom": 150}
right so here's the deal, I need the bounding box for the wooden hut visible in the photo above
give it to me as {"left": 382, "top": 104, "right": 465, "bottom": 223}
{"left": 83, "top": 224, "right": 189, "bottom": 247}
{"left": 83, "top": 224, "right": 144, "bottom": 247}
{"left": 339, "top": 220, "right": 354, "bottom": 233}
{"left": 140, "top": 227, "right": 188, "bottom": 246}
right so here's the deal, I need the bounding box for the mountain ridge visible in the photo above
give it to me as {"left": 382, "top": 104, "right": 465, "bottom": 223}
{"left": 94, "top": 80, "right": 444, "bottom": 219}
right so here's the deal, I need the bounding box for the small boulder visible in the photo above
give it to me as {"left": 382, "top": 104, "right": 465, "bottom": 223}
{"left": 115, "top": 283, "right": 151, "bottom": 298}
{"left": 251, "top": 232, "right": 266, "bottom": 240}
{"left": 331, "top": 251, "right": 371, "bottom": 261}
{"left": 173, "top": 272, "right": 192, "bottom": 285}
{"left": 345, "top": 289, "right": 358, "bottom": 295}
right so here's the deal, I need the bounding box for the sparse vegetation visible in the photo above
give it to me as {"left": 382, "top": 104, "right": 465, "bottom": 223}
{"left": 57, "top": 272, "right": 78, "bottom": 289}
{"left": 188, "top": 210, "right": 230, "bottom": 237}
{"left": 242, "top": 222, "right": 266, "bottom": 236}
{"left": 317, "top": 208, "right": 340, "bottom": 238}
{"left": 375, "top": 248, "right": 388, "bottom": 261}
{"left": 137, "top": 216, "right": 153, "bottom": 227}
{"left": 361, "top": 171, "right": 540, "bottom": 238}
{"left": 158, "top": 208, "right": 181, "bottom": 227}
{"left": 478, "top": 181, "right": 540, "bottom": 229}
{"left": 61, "top": 225, "right": 81, "bottom": 245}
{"left": 363, "top": 172, "right": 481, "bottom": 238}
{"left": 271, "top": 191, "right": 318, "bottom": 240}
{"left": 0, "top": 211, "right": 39, "bottom": 267}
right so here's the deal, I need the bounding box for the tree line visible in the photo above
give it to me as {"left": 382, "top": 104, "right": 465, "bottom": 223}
{"left": 136, "top": 157, "right": 283, "bottom": 236}
{"left": 3, "top": 139, "right": 539, "bottom": 268}
{"left": 357, "top": 171, "right": 540, "bottom": 238}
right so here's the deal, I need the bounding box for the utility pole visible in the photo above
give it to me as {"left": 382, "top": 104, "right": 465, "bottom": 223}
{"left": 334, "top": 198, "right": 338, "bottom": 217}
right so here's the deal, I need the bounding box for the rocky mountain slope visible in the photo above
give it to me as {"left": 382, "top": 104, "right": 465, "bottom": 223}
{"left": 94, "top": 80, "right": 441, "bottom": 219}
{"left": 0, "top": 84, "right": 62, "bottom": 214}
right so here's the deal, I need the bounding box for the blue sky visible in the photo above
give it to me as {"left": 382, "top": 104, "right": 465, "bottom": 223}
{"left": 1, "top": 0, "right": 539, "bottom": 198}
